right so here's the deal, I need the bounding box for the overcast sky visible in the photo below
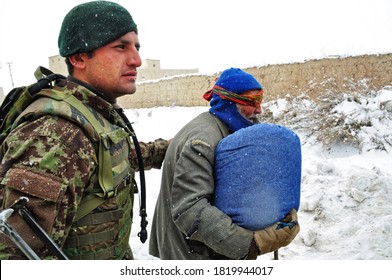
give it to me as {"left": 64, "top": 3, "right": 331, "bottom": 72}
{"left": 1, "top": 0, "right": 392, "bottom": 93}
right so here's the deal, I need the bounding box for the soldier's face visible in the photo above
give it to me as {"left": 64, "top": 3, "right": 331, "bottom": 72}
{"left": 78, "top": 32, "right": 142, "bottom": 101}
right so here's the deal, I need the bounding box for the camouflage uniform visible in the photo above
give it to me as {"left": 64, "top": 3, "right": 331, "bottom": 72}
{"left": 0, "top": 78, "right": 168, "bottom": 260}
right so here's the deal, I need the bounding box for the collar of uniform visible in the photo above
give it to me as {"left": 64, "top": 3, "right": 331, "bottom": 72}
{"left": 67, "top": 76, "right": 114, "bottom": 104}
{"left": 66, "top": 76, "right": 116, "bottom": 121}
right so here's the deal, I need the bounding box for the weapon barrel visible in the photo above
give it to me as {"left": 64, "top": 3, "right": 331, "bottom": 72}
{"left": 0, "top": 209, "right": 40, "bottom": 260}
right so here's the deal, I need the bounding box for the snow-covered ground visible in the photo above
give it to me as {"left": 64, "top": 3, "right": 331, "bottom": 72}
{"left": 127, "top": 86, "right": 392, "bottom": 260}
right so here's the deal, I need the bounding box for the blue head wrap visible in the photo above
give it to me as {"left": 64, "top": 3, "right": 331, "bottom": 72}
{"left": 208, "top": 68, "right": 262, "bottom": 132}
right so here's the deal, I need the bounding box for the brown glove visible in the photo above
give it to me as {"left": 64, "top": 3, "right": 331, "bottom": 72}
{"left": 253, "top": 208, "right": 300, "bottom": 255}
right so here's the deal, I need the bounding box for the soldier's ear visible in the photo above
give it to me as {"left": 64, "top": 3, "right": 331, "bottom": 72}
{"left": 68, "top": 53, "right": 87, "bottom": 69}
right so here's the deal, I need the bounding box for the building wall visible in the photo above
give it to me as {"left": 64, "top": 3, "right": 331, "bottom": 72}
{"left": 49, "top": 55, "right": 68, "bottom": 76}
{"left": 118, "top": 53, "right": 392, "bottom": 109}
{"left": 138, "top": 59, "right": 198, "bottom": 81}
{"left": 48, "top": 56, "right": 198, "bottom": 82}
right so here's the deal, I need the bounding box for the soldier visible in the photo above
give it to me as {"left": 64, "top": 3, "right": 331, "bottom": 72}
{"left": 0, "top": 1, "right": 168, "bottom": 260}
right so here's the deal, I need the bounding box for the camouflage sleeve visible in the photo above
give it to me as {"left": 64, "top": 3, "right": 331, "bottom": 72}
{"left": 0, "top": 115, "right": 96, "bottom": 259}
{"left": 129, "top": 138, "right": 169, "bottom": 171}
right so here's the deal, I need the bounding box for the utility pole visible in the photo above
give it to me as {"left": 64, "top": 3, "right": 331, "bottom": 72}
{"left": 7, "top": 62, "right": 14, "bottom": 88}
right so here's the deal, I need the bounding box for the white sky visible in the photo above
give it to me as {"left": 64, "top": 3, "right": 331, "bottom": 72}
{"left": 1, "top": 0, "right": 392, "bottom": 93}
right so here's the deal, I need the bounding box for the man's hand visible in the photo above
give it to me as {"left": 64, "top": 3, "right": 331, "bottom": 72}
{"left": 253, "top": 208, "right": 300, "bottom": 255}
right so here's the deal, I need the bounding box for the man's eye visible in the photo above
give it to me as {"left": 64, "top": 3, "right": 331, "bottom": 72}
{"left": 116, "top": 45, "right": 126, "bottom": 49}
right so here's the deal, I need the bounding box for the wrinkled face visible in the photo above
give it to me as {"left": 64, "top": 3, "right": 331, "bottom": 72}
{"left": 236, "top": 90, "right": 262, "bottom": 123}
{"left": 71, "top": 31, "right": 142, "bottom": 102}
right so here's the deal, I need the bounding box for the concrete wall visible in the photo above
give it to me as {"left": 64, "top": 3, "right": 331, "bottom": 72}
{"left": 118, "top": 53, "right": 392, "bottom": 109}
{"left": 138, "top": 59, "right": 198, "bottom": 82}
{"left": 49, "top": 55, "right": 68, "bottom": 77}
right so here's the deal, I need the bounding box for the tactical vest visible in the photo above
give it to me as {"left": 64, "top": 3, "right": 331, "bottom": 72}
{"left": 13, "top": 83, "right": 136, "bottom": 260}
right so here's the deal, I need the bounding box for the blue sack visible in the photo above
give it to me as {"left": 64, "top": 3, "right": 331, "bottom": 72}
{"left": 213, "top": 123, "right": 301, "bottom": 230}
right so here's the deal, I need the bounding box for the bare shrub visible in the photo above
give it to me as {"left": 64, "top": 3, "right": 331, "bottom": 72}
{"left": 259, "top": 86, "right": 392, "bottom": 152}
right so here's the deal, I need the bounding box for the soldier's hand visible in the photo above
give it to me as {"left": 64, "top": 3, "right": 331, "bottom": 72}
{"left": 253, "top": 208, "right": 300, "bottom": 255}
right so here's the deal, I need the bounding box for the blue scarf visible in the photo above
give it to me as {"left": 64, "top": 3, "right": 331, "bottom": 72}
{"left": 209, "top": 93, "right": 253, "bottom": 133}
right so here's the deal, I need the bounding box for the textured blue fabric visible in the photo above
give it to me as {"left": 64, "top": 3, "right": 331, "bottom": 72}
{"left": 215, "top": 68, "right": 263, "bottom": 94}
{"left": 209, "top": 94, "right": 253, "bottom": 133}
{"left": 208, "top": 68, "right": 263, "bottom": 133}
{"left": 213, "top": 123, "right": 301, "bottom": 230}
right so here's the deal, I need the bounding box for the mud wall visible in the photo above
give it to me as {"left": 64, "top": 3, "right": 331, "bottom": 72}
{"left": 118, "top": 53, "right": 392, "bottom": 108}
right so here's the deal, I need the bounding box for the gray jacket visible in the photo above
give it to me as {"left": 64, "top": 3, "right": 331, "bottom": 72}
{"left": 149, "top": 112, "right": 253, "bottom": 260}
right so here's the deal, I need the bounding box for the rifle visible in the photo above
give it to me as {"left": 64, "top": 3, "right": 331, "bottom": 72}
{"left": 0, "top": 197, "right": 69, "bottom": 260}
{"left": 0, "top": 207, "right": 40, "bottom": 260}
